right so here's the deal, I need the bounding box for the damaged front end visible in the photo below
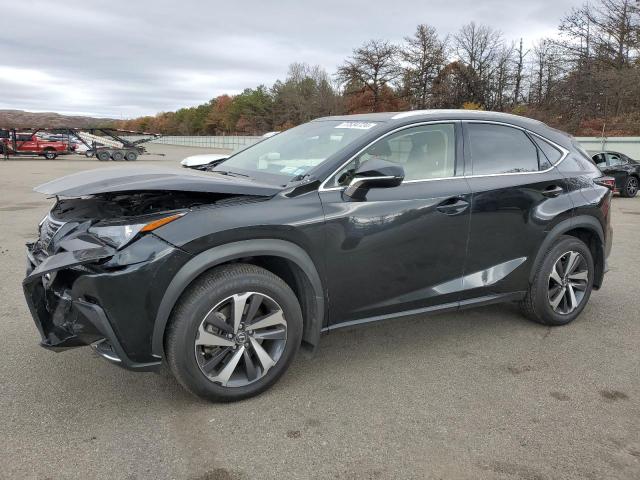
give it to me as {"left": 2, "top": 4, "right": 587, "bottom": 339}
{"left": 23, "top": 189, "right": 255, "bottom": 370}
{"left": 23, "top": 166, "right": 280, "bottom": 370}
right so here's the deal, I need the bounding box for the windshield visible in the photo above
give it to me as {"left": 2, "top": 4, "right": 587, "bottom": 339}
{"left": 213, "top": 120, "right": 380, "bottom": 182}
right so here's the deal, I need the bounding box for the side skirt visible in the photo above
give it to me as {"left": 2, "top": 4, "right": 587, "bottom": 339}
{"left": 322, "top": 291, "right": 526, "bottom": 333}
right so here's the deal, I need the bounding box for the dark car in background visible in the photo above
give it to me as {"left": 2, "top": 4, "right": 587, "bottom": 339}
{"left": 591, "top": 151, "right": 640, "bottom": 198}
{"left": 23, "top": 110, "right": 613, "bottom": 402}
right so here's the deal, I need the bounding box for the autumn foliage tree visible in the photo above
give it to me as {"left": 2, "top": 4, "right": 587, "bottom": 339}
{"left": 336, "top": 40, "right": 402, "bottom": 112}
{"left": 271, "top": 63, "right": 341, "bottom": 128}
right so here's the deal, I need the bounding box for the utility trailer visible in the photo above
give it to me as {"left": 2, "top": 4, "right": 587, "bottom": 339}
{"left": 67, "top": 127, "right": 162, "bottom": 161}
{"left": 0, "top": 127, "right": 162, "bottom": 161}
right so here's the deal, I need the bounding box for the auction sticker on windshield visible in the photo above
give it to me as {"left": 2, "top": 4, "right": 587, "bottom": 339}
{"left": 334, "top": 122, "right": 377, "bottom": 130}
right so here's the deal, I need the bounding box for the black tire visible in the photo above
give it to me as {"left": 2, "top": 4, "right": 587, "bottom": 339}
{"left": 521, "top": 235, "right": 594, "bottom": 326}
{"left": 621, "top": 175, "right": 638, "bottom": 198}
{"left": 111, "top": 150, "right": 124, "bottom": 161}
{"left": 97, "top": 150, "right": 110, "bottom": 161}
{"left": 85, "top": 150, "right": 95, "bottom": 158}
{"left": 124, "top": 151, "right": 138, "bottom": 161}
{"left": 43, "top": 150, "right": 57, "bottom": 160}
{"left": 165, "top": 264, "right": 303, "bottom": 402}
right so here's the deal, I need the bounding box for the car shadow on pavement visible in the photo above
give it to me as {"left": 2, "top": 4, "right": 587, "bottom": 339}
{"left": 43, "top": 302, "right": 551, "bottom": 408}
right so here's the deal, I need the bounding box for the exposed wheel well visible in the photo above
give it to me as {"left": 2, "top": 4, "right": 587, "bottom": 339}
{"left": 562, "top": 227, "right": 604, "bottom": 288}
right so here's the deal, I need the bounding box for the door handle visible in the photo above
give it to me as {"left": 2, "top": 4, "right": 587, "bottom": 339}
{"left": 542, "top": 185, "right": 564, "bottom": 198}
{"left": 436, "top": 198, "right": 469, "bottom": 215}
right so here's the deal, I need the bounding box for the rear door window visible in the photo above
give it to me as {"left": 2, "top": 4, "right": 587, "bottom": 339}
{"left": 465, "top": 123, "right": 540, "bottom": 175}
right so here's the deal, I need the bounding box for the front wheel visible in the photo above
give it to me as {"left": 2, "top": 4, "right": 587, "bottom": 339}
{"left": 521, "top": 236, "right": 594, "bottom": 326}
{"left": 165, "top": 264, "right": 303, "bottom": 402}
{"left": 621, "top": 176, "right": 638, "bottom": 198}
{"left": 43, "top": 150, "right": 57, "bottom": 160}
{"left": 96, "top": 150, "right": 110, "bottom": 161}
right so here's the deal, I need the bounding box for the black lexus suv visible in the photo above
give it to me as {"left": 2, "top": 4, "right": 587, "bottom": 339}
{"left": 24, "top": 110, "right": 613, "bottom": 402}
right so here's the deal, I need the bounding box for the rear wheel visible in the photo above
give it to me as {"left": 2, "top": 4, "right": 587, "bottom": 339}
{"left": 124, "top": 151, "right": 138, "bottom": 161}
{"left": 165, "top": 264, "right": 303, "bottom": 402}
{"left": 521, "top": 236, "right": 594, "bottom": 326}
{"left": 85, "top": 150, "right": 95, "bottom": 158}
{"left": 621, "top": 176, "right": 638, "bottom": 198}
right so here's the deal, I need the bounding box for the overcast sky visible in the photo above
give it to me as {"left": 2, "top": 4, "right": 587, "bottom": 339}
{"left": 0, "top": 0, "right": 583, "bottom": 118}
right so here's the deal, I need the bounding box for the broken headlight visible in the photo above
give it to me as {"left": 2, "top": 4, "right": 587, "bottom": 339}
{"left": 88, "top": 223, "right": 147, "bottom": 249}
{"left": 88, "top": 213, "right": 185, "bottom": 249}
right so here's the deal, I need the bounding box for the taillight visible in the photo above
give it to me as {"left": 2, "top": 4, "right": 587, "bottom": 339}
{"left": 594, "top": 176, "right": 615, "bottom": 190}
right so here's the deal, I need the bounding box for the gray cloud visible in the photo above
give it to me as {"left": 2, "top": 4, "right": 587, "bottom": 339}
{"left": 0, "top": 0, "right": 583, "bottom": 117}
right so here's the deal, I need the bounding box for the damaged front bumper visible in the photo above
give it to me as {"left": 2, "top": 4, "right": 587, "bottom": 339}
{"left": 23, "top": 233, "right": 191, "bottom": 371}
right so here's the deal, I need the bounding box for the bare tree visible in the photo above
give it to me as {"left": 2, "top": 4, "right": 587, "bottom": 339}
{"left": 560, "top": 0, "right": 639, "bottom": 67}
{"left": 530, "top": 39, "right": 563, "bottom": 106}
{"left": 454, "top": 22, "right": 504, "bottom": 99}
{"left": 587, "top": 0, "right": 639, "bottom": 68}
{"left": 337, "top": 40, "right": 402, "bottom": 112}
{"left": 401, "top": 24, "right": 448, "bottom": 108}
{"left": 554, "top": 0, "right": 640, "bottom": 123}
{"left": 559, "top": 4, "right": 594, "bottom": 62}
{"left": 513, "top": 38, "right": 529, "bottom": 105}
{"left": 489, "top": 43, "right": 515, "bottom": 110}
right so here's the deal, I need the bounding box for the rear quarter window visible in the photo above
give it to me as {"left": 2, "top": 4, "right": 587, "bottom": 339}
{"left": 531, "top": 135, "right": 563, "bottom": 168}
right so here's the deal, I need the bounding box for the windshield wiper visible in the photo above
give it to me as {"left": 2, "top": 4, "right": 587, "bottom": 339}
{"left": 211, "top": 170, "right": 251, "bottom": 178}
{"left": 290, "top": 173, "right": 311, "bottom": 182}
{"left": 202, "top": 161, "right": 226, "bottom": 172}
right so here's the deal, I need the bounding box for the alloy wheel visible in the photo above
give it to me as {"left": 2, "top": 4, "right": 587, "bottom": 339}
{"left": 627, "top": 177, "right": 638, "bottom": 196}
{"left": 194, "top": 292, "right": 287, "bottom": 387}
{"left": 548, "top": 251, "right": 589, "bottom": 315}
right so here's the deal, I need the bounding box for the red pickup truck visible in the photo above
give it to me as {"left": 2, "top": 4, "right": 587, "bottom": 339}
{"left": 1, "top": 133, "right": 73, "bottom": 159}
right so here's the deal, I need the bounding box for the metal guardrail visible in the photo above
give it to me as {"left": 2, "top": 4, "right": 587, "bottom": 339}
{"left": 122, "top": 135, "right": 261, "bottom": 151}
{"left": 575, "top": 137, "right": 640, "bottom": 159}
{"left": 152, "top": 135, "right": 261, "bottom": 150}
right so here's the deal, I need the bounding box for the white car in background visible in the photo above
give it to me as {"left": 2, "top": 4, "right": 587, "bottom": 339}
{"left": 180, "top": 153, "right": 230, "bottom": 170}
{"left": 180, "top": 132, "right": 279, "bottom": 170}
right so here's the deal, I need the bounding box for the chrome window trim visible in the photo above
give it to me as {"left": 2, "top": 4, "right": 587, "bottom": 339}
{"left": 345, "top": 175, "right": 400, "bottom": 197}
{"left": 318, "top": 119, "right": 570, "bottom": 192}
{"left": 456, "top": 120, "right": 570, "bottom": 177}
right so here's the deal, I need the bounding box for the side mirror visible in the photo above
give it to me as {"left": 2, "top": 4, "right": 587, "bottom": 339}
{"left": 344, "top": 158, "right": 404, "bottom": 200}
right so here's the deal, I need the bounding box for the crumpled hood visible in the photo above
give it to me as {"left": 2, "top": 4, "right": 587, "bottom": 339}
{"left": 34, "top": 166, "right": 282, "bottom": 197}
